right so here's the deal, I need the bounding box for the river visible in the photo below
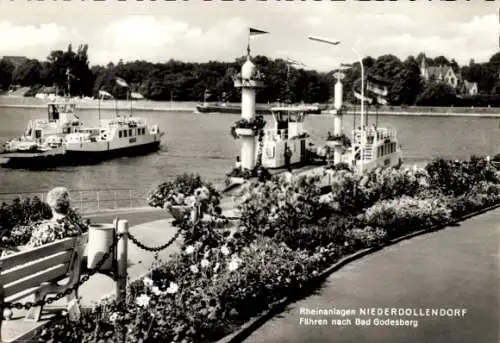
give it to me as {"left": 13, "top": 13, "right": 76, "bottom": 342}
{"left": 1, "top": 97, "right": 500, "bottom": 196}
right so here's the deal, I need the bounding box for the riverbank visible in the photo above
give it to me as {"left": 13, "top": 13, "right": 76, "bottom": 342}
{"left": 2, "top": 102, "right": 500, "bottom": 117}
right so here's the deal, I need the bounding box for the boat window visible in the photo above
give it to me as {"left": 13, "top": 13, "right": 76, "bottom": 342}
{"left": 129, "top": 129, "right": 132, "bottom": 136}
{"left": 124, "top": 130, "right": 128, "bottom": 138}
{"left": 142, "top": 128, "right": 145, "bottom": 135}
{"left": 119, "top": 131, "right": 122, "bottom": 138}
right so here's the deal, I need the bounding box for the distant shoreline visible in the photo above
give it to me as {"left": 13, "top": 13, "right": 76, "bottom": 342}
{"left": 0, "top": 104, "right": 194, "bottom": 112}
{"left": 1, "top": 100, "right": 500, "bottom": 117}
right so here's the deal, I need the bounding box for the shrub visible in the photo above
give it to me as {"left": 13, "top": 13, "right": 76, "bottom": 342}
{"left": 425, "top": 156, "right": 499, "bottom": 197}
{"left": 360, "top": 196, "right": 451, "bottom": 238}
{"left": 235, "top": 174, "right": 332, "bottom": 240}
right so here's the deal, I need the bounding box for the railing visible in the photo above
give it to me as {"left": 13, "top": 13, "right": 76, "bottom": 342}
{"left": 352, "top": 128, "right": 397, "bottom": 145}
{"left": 0, "top": 188, "right": 149, "bottom": 213}
{"left": 264, "top": 128, "right": 288, "bottom": 141}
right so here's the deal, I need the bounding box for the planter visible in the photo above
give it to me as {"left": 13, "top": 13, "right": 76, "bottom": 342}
{"left": 235, "top": 128, "right": 255, "bottom": 137}
{"left": 87, "top": 224, "right": 114, "bottom": 271}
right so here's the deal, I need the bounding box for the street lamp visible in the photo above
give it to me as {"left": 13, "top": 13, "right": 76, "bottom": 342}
{"left": 308, "top": 35, "right": 366, "bottom": 173}
{"left": 308, "top": 35, "right": 365, "bottom": 127}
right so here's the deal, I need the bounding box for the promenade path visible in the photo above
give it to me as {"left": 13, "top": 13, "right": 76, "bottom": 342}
{"left": 242, "top": 208, "right": 500, "bottom": 343}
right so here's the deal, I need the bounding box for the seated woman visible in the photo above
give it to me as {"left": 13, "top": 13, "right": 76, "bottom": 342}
{"left": 26, "top": 187, "right": 82, "bottom": 249}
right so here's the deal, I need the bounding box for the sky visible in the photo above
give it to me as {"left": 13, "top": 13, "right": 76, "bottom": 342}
{"left": 0, "top": 1, "right": 498, "bottom": 72}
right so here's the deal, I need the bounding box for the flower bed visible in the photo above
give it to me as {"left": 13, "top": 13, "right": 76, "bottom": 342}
{"left": 34, "top": 157, "right": 500, "bottom": 343}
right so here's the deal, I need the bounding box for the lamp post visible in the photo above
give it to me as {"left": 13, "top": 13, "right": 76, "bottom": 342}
{"left": 308, "top": 35, "right": 366, "bottom": 173}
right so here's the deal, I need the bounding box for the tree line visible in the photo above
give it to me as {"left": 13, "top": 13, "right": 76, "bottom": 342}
{"left": 1, "top": 44, "right": 500, "bottom": 107}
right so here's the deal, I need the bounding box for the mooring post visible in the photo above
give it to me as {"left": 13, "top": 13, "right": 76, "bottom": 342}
{"left": 116, "top": 219, "right": 128, "bottom": 305}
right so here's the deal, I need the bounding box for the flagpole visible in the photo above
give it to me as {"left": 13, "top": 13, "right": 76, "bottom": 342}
{"left": 98, "top": 92, "right": 101, "bottom": 123}
{"left": 247, "top": 28, "right": 251, "bottom": 57}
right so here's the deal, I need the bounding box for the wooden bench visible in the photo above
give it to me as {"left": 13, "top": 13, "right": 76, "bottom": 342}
{"left": 0, "top": 233, "right": 88, "bottom": 342}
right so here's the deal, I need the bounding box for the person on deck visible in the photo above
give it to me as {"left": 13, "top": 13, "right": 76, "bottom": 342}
{"left": 284, "top": 144, "right": 292, "bottom": 172}
{"left": 235, "top": 156, "right": 242, "bottom": 169}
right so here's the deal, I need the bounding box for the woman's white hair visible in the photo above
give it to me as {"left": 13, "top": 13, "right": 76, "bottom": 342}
{"left": 46, "top": 187, "right": 71, "bottom": 215}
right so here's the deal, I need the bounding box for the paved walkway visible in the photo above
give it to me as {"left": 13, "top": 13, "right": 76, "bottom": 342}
{"left": 242, "top": 208, "right": 500, "bottom": 343}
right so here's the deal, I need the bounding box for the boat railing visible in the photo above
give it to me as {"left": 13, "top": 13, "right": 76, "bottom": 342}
{"left": 264, "top": 128, "right": 288, "bottom": 141}
{"left": 352, "top": 128, "right": 397, "bottom": 146}
{"left": 0, "top": 188, "right": 149, "bottom": 213}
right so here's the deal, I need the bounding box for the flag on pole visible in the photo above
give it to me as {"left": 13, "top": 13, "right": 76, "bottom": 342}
{"left": 375, "top": 96, "right": 388, "bottom": 105}
{"left": 116, "top": 77, "right": 129, "bottom": 88}
{"left": 247, "top": 27, "right": 268, "bottom": 56}
{"left": 366, "top": 74, "right": 389, "bottom": 97}
{"left": 99, "top": 90, "right": 114, "bottom": 99}
{"left": 249, "top": 27, "right": 269, "bottom": 37}
{"left": 130, "top": 92, "right": 144, "bottom": 99}
{"left": 353, "top": 89, "right": 373, "bottom": 104}
{"left": 366, "top": 80, "right": 388, "bottom": 97}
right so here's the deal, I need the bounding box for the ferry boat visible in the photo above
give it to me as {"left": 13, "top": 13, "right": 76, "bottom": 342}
{"left": 328, "top": 125, "right": 403, "bottom": 173}
{"left": 63, "top": 116, "right": 164, "bottom": 164}
{"left": 0, "top": 100, "right": 165, "bottom": 169}
{"left": 2, "top": 101, "right": 84, "bottom": 153}
{"left": 195, "top": 102, "right": 322, "bottom": 115}
{"left": 0, "top": 101, "right": 84, "bottom": 168}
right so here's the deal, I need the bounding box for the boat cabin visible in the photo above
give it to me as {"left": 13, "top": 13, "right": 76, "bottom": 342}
{"left": 261, "top": 106, "right": 310, "bottom": 169}
{"left": 346, "top": 125, "right": 402, "bottom": 172}
{"left": 22, "top": 101, "right": 83, "bottom": 144}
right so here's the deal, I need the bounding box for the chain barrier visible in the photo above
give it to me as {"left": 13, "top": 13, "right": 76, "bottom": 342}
{"left": 128, "top": 228, "right": 181, "bottom": 252}
{"left": 2, "top": 232, "right": 123, "bottom": 311}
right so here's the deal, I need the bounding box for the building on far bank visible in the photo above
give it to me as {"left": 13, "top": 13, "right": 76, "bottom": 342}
{"left": 420, "top": 54, "right": 478, "bottom": 95}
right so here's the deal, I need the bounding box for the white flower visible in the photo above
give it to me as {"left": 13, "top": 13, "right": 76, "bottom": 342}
{"left": 228, "top": 257, "right": 243, "bottom": 272}
{"left": 228, "top": 260, "right": 239, "bottom": 272}
{"left": 213, "top": 262, "right": 220, "bottom": 272}
{"left": 173, "top": 193, "right": 185, "bottom": 205}
{"left": 151, "top": 286, "right": 163, "bottom": 296}
{"left": 201, "top": 259, "right": 210, "bottom": 268}
{"left": 221, "top": 245, "right": 230, "bottom": 256}
{"left": 190, "top": 265, "right": 199, "bottom": 274}
{"left": 61, "top": 310, "right": 67, "bottom": 316}
{"left": 204, "top": 250, "right": 211, "bottom": 258}
{"left": 109, "top": 312, "right": 118, "bottom": 322}
{"left": 185, "top": 195, "right": 196, "bottom": 207}
{"left": 135, "top": 294, "right": 151, "bottom": 307}
{"left": 166, "top": 282, "right": 179, "bottom": 294}
{"left": 143, "top": 277, "right": 154, "bottom": 287}
{"left": 185, "top": 245, "right": 195, "bottom": 255}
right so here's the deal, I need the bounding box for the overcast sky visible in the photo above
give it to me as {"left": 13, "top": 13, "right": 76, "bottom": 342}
{"left": 0, "top": 1, "right": 498, "bottom": 72}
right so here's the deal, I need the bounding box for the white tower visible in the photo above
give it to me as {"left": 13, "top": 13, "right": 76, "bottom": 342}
{"left": 233, "top": 56, "right": 264, "bottom": 170}
{"left": 332, "top": 72, "right": 344, "bottom": 165}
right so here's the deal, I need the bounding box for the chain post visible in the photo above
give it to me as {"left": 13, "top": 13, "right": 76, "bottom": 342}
{"left": 116, "top": 220, "right": 128, "bottom": 307}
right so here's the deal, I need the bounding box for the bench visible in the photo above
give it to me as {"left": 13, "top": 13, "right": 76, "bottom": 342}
{"left": 0, "top": 232, "right": 88, "bottom": 342}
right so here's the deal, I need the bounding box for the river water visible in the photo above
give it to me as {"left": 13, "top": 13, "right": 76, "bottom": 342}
{"left": 1, "top": 98, "right": 500, "bottom": 196}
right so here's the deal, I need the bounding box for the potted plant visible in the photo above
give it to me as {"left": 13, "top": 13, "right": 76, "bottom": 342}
{"left": 230, "top": 116, "right": 266, "bottom": 139}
